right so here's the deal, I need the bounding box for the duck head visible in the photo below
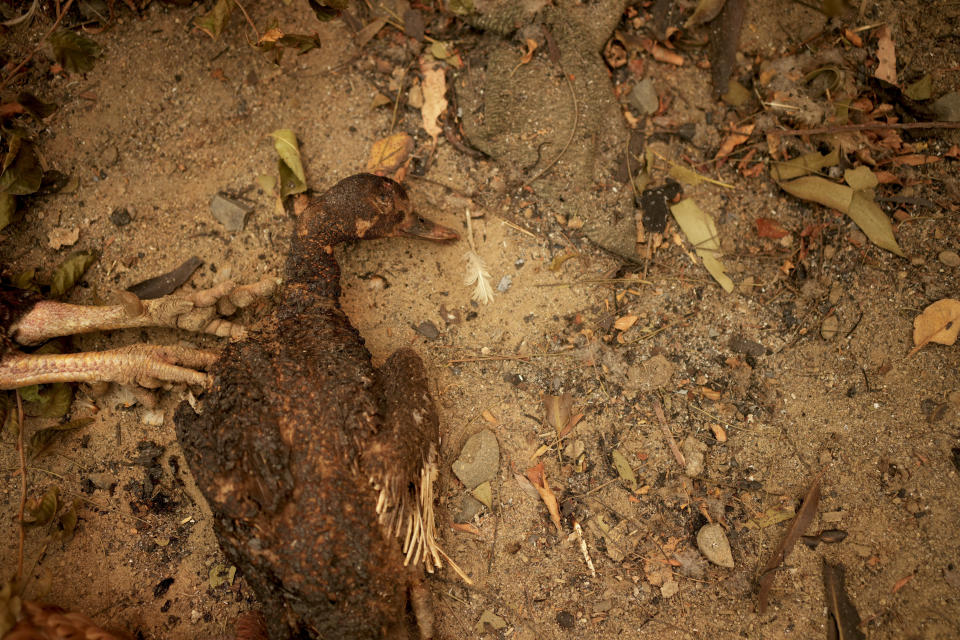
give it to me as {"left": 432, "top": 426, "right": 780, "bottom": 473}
{"left": 323, "top": 173, "right": 459, "bottom": 242}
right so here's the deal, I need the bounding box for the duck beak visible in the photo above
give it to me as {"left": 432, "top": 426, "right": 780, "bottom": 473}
{"left": 395, "top": 214, "right": 460, "bottom": 241}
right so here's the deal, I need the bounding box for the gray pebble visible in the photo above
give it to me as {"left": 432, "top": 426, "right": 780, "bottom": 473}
{"left": 452, "top": 429, "right": 499, "bottom": 490}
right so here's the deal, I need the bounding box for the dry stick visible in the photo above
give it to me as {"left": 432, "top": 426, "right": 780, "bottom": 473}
{"left": 768, "top": 121, "right": 960, "bottom": 136}
{"left": 16, "top": 390, "right": 26, "bottom": 583}
{"left": 232, "top": 0, "right": 260, "bottom": 43}
{"left": 0, "top": 0, "right": 76, "bottom": 93}
{"left": 653, "top": 397, "right": 685, "bottom": 469}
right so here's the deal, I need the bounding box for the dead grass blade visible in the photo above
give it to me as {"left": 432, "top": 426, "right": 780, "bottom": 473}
{"left": 526, "top": 462, "right": 562, "bottom": 533}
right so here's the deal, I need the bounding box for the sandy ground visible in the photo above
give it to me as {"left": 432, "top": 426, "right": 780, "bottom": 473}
{"left": 1, "top": 1, "right": 959, "bottom": 639}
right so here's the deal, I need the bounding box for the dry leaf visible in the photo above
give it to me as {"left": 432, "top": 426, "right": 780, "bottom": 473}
{"left": 823, "top": 561, "right": 865, "bottom": 640}
{"left": 909, "top": 299, "right": 960, "bottom": 356}
{"left": 611, "top": 449, "right": 638, "bottom": 491}
{"left": 777, "top": 175, "right": 904, "bottom": 256}
{"left": 614, "top": 314, "right": 639, "bottom": 331}
{"left": 758, "top": 473, "right": 823, "bottom": 613}
{"left": 755, "top": 217, "right": 788, "bottom": 239}
{"left": 366, "top": 132, "right": 414, "bottom": 178}
{"left": 670, "top": 198, "right": 734, "bottom": 292}
{"left": 715, "top": 123, "right": 754, "bottom": 159}
{"left": 543, "top": 393, "right": 572, "bottom": 434}
{"left": 526, "top": 462, "right": 562, "bottom": 533}
{"left": 420, "top": 61, "right": 447, "bottom": 144}
{"left": 519, "top": 38, "right": 537, "bottom": 65}
{"left": 874, "top": 25, "right": 896, "bottom": 84}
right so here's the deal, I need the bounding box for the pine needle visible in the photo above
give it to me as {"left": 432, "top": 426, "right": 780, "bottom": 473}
{"left": 464, "top": 210, "right": 494, "bottom": 305}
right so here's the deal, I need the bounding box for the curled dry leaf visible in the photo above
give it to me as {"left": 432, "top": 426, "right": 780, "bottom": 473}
{"left": 874, "top": 25, "right": 897, "bottom": 85}
{"left": 909, "top": 299, "right": 960, "bottom": 356}
{"left": 526, "top": 462, "right": 562, "bottom": 533}
{"left": 420, "top": 60, "right": 447, "bottom": 144}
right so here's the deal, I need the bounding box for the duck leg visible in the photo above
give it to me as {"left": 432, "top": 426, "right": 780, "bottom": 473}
{"left": 10, "top": 277, "right": 277, "bottom": 346}
{"left": 0, "top": 278, "right": 276, "bottom": 389}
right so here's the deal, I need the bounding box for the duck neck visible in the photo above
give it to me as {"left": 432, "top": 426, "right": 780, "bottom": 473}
{"left": 283, "top": 218, "right": 349, "bottom": 301}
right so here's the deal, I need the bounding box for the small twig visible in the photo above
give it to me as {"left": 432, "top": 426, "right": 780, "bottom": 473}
{"left": 500, "top": 219, "right": 537, "bottom": 238}
{"left": 445, "top": 350, "right": 577, "bottom": 365}
{"left": 0, "top": 0, "right": 77, "bottom": 93}
{"left": 16, "top": 390, "right": 27, "bottom": 583}
{"left": 653, "top": 397, "right": 685, "bottom": 469}
{"left": 232, "top": 0, "right": 260, "bottom": 43}
{"left": 768, "top": 121, "right": 960, "bottom": 136}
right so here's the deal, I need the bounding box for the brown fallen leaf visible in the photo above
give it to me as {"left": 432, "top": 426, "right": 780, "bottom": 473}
{"left": 874, "top": 25, "right": 897, "bottom": 84}
{"left": 909, "top": 299, "right": 960, "bottom": 356}
{"left": 420, "top": 60, "right": 447, "bottom": 144}
{"left": 512, "top": 38, "right": 538, "bottom": 73}
{"left": 823, "top": 561, "right": 865, "bottom": 640}
{"left": 715, "top": 123, "right": 755, "bottom": 159}
{"left": 614, "top": 314, "right": 639, "bottom": 331}
{"left": 755, "top": 217, "right": 788, "bottom": 239}
{"left": 366, "top": 132, "right": 414, "bottom": 180}
{"left": 757, "top": 472, "right": 823, "bottom": 613}
{"left": 526, "top": 461, "right": 562, "bottom": 533}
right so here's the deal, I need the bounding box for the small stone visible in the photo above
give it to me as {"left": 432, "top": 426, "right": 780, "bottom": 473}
{"left": 210, "top": 193, "right": 254, "bottom": 232}
{"left": 110, "top": 207, "right": 132, "bottom": 227}
{"left": 729, "top": 334, "right": 765, "bottom": 357}
{"left": 930, "top": 91, "right": 960, "bottom": 122}
{"left": 99, "top": 145, "right": 119, "bottom": 168}
{"left": 821, "top": 314, "right": 839, "bottom": 340}
{"left": 496, "top": 274, "right": 512, "bottom": 293}
{"left": 938, "top": 250, "right": 960, "bottom": 267}
{"left": 555, "top": 610, "right": 575, "bottom": 630}
{"left": 414, "top": 321, "right": 440, "bottom": 340}
{"left": 475, "top": 610, "right": 507, "bottom": 633}
{"left": 452, "top": 429, "right": 499, "bottom": 490}
{"left": 828, "top": 283, "right": 843, "bottom": 305}
{"left": 821, "top": 510, "right": 845, "bottom": 523}
{"left": 594, "top": 598, "right": 613, "bottom": 613}
{"left": 660, "top": 579, "right": 679, "bottom": 598}
{"left": 141, "top": 410, "right": 164, "bottom": 426}
{"left": 628, "top": 78, "right": 659, "bottom": 115}
{"left": 682, "top": 436, "right": 707, "bottom": 478}
{"left": 455, "top": 494, "right": 484, "bottom": 523}
{"left": 696, "top": 523, "right": 734, "bottom": 568}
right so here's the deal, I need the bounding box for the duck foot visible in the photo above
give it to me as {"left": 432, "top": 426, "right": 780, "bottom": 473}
{"left": 0, "top": 343, "right": 217, "bottom": 389}
{"left": 10, "top": 277, "right": 278, "bottom": 347}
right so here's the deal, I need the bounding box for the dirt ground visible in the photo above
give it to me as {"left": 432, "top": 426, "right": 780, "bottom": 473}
{"left": 2, "top": 1, "right": 960, "bottom": 639}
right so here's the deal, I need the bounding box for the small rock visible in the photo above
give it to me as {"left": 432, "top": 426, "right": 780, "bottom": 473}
{"left": 660, "top": 579, "right": 679, "bottom": 598}
{"left": 110, "top": 207, "right": 132, "bottom": 227}
{"left": 821, "top": 314, "right": 839, "bottom": 340}
{"left": 210, "top": 193, "right": 254, "bottom": 232}
{"left": 594, "top": 598, "right": 613, "bottom": 613}
{"left": 625, "top": 354, "right": 676, "bottom": 391}
{"left": 475, "top": 610, "right": 507, "bottom": 633}
{"left": 828, "top": 283, "right": 843, "bottom": 304}
{"left": 628, "top": 78, "right": 659, "bottom": 115}
{"left": 696, "top": 523, "right": 734, "bottom": 568}
{"left": 729, "top": 334, "right": 765, "bottom": 357}
{"left": 555, "top": 610, "right": 575, "bottom": 630}
{"left": 822, "top": 510, "right": 844, "bottom": 523}
{"left": 931, "top": 91, "right": 960, "bottom": 122}
{"left": 414, "top": 321, "right": 440, "bottom": 340}
{"left": 452, "top": 429, "right": 499, "bottom": 490}
{"left": 455, "top": 494, "right": 484, "bottom": 523}
{"left": 938, "top": 250, "right": 960, "bottom": 267}
{"left": 682, "top": 436, "right": 707, "bottom": 478}
{"left": 496, "top": 274, "right": 512, "bottom": 293}
{"left": 141, "top": 410, "right": 164, "bottom": 426}
{"left": 86, "top": 472, "right": 115, "bottom": 491}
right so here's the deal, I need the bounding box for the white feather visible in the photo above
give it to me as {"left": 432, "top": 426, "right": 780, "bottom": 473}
{"left": 464, "top": 251, "right": 494, "bottom": 305}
